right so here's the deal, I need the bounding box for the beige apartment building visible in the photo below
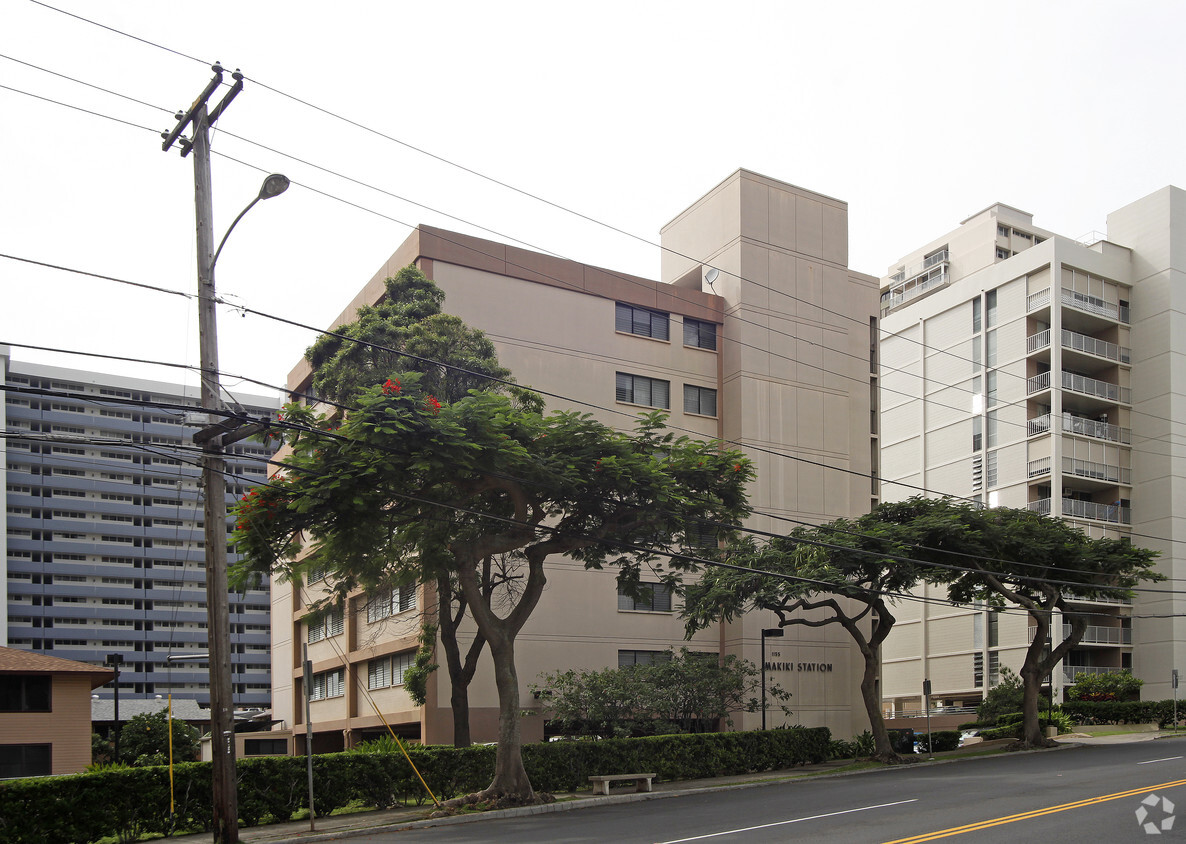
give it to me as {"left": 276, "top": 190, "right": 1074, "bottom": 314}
{"left": 878, "top": 186, "right": 1186, "bottom": 713}
{"left": 269, "top": 170, "right": 881, "bottom": 750}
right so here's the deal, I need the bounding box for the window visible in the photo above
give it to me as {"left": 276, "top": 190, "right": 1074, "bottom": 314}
{"left": 618, "top": 582, "right": 673, "bottom": 613}
{"left": 616, "top": 373, "right": 670, "bottom": 409}
{"left": 309, "top": 668, "right": 344, "bottom": 701}
{"left": 615, "top": 303, "right": 669, "bottom": 341}
{"left": 0, "top": 744, "right": 51, "bottom": 778}
{"left": 366, "top": 586, "right": 418, "bottom": 623}
{"left": 972, "top": 417, "right": 983, "bottom": 452}
{"left": 0, "top": 676, "right": 51, "bottom": 712}
{"left": 683, "top": 385, "right": 718, "bottom": 417}
{"left": 367, "top": 651, "right": 416, "bottom": 690}
{"left": 683, "top": 318, "right": 717, "bottom": 351}
{"left": 986, "top": 370, "right": 998, "bottom": 406}
{"left": 986, "top": 449, "right": 998, "bottom": 488}
{"left": 987, "top": 413, "right": 999, "bottom": 449}
{"left": 988, "top": 651, "right": 1001, "bottom": 686}
{"left": 973, "top": 653, "right": 984, "bottom": 688}
{"left": 244, "top": 738, "right": 288, "bottom": 756}
{"left": 618, "top": 650, "right": 672, "bottom": 667}
{"left": 995, "top": 247, "right": 1011, "bottom": 261}
{"left": 986, "top": 289, "right": 998, "bottom": 328}
{"left": 306, "top": 607, "right": 344, "bottom": 643}
{"left": 997, "top": 225, "right": 1010, "bottom": 238}
{"left": 972, "top": 297, "right": 982, "bottom": 334}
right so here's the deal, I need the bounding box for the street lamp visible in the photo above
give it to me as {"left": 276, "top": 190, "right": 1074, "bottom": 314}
{"left": 196, "top": 172, "right": 289, "bottom": 843}
{"left": 105, "top": 653, "right": 124, "bottom": 761}
{"left": 761, "top": 628, "right": 784, "bottom": 730}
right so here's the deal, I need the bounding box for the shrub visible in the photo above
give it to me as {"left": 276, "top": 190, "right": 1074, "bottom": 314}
{"left": 915, "top": 731, "right": 961, "bottom": 753}
{"left": 1065, "top": 670, "right": 1143, "bottom": 702}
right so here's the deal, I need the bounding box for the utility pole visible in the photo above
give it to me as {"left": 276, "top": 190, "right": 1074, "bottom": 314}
{"left": 162, "top": 63, "right": 244, "bottom": 844}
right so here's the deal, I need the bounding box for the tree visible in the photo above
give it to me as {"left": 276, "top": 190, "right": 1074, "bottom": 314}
{"left": 234, "top": 378, "right": 752, "bottom": 806}
{"left": 299, "top": 265, "right": 537, "bottom": 747}
{"left": 976, "top": 666, "right": 1024, "bottom": 725}
{"left": 682, "top": 498, "right": 957, "bottom": 763}
{"left": 930, "top": 500, "right": 1160, "bottom": 749}
{"left": 534, "top": 648, "right": 787, "bottom": 737}
{"left": 119, "top": 710, "right": 201, "bottom": 766}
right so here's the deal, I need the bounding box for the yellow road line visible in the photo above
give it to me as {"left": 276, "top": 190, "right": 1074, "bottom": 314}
{"left": 883, "top": 777, "right": 1186, "bottom": 843}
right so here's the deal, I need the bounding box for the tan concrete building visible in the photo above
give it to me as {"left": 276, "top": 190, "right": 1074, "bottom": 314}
{"left": 271, "top": 170, "right": 880, "bottom": 749}
{"left": 878, "top": 186, "right": 1186, "bottom": 713}
{"left": 0, "top": 645, "right": 112, "bottom": 776}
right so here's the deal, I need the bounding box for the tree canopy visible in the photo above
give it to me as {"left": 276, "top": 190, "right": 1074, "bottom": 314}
{"left": 683, "top": 498, "right": 958, "bottom": 761}
{"left": 119, "top": 710, "right": 201, "bottom": 766}
{"left": 304, "top": 265, "right": 536, "bottom": 409}
{"left": 234, "top": 374, "right": 753, "bottom": 805}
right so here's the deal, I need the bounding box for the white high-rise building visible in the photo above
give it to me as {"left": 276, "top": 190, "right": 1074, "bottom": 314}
{"left": 878, "top": 186, "right": 1186, "bottom": 712}
{"left": 2, "top": 348, "right": 281, "bottom": 708}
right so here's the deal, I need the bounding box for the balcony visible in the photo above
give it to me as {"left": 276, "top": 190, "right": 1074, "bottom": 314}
{"left": 1027, "top": 413, "right": 1131, "bottom": 444}
{"left": 1029, "top": 497, "right": 1131, "bottom": 524}
{"left": 1062, "top": 664, "right": 1126, "bottom": 684}
{"left": 1026, "top": 287, "right": 1130, "bottom": 325}
{"left": 1065, "top": 624, "right": 1131, "bottom": 645}
{"left": 1062, "top": 456, "right": 1130, "bottom": 485}
{"left": 1061, "top": 329, "right": 1130, "bottom": 364}
{"left": 1028, "top": 370, "right": 1131, "bottom": 405}
{"left": 1027, "top": 456, "right": 1051, "bottom": 478}
{"left": 881, "top": 254, "right": 950, "bottom": 315}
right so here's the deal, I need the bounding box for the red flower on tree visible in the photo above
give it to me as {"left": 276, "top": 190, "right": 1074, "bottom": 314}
{"left": 424, "top": 395, "right": 441, "bottom": 415}
{"left": 382, "top": 378, "right": 401, "bottom": 395}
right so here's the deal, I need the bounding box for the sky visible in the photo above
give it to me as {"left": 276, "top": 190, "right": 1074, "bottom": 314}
{"left": 4, "top": 0, "right": 1186, "bottom": 402}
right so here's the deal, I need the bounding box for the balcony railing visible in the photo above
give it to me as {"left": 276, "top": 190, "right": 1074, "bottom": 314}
{"left": 880, "top": 267, "right": 950, "bottom": 315}
{"left": 1027, "top": 288, "right": 1051, "bottom": 311}
{"left": 1027, "top": 456, "right": 1051, "bottom": 477}
{"left": 1027, "top": 328, "right": 1051, "bottom": 354}
{"left": 1063, "top": 590, "right": 1132, "bottom": 606}
{"left": 1063, "top": 665, "right": 1126, "bottom": 684}
{"left": 1061, "top": 371, "right": 1131, "bottom": 404}
{"left": 1064, "top": 624, "right": 1132, "bottom": 645}
{"left": 1027, "top": 287, "right": 1130, "bottom": 325}
{"left": 1027, "top": 413, "right": 1131, "bottom": 444}
{"left": 1028, "top": 497, "right": 1131, "bottom": 524}
{"left": 1063, "top": 456, "right": 1130, "bottom": 485}
{"left": 1061, "top": 288, "right": 1130, "bottom": 323}
{"left": 1061, "top": 328, "right": 1131, "bottom": 364}
{"left": 1027, "top": 371, "right": 1051, "bottom": 394}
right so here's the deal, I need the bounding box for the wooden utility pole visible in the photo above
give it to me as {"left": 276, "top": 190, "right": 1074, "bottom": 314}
{"left": 162, "top": 64, "right": 244, "bottom": 844}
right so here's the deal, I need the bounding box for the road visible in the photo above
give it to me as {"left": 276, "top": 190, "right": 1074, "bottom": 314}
{"left": 352, "top": 741, "right": 1186, "bottom": 842}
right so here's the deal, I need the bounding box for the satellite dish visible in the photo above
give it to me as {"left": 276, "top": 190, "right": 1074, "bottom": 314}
{"left": 705, "top": 267, "right": 719, "bottom": 288}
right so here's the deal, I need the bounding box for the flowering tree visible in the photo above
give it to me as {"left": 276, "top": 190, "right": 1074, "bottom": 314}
{"left": 234, "top": 375, "right": 752, "bottom": 806}
{"left": 296, "top": 265, "right": 538, "bottom": 747}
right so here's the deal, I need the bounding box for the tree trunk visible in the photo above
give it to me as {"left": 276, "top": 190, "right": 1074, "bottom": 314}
{"left": 1019, "top": 662, "right": 1052, "bottom": 747}
{"left": 449, "top": 677, "right": 472, "bottom": 748}
{"left": 860, "top": 643, "right": 900, "bottom": 763}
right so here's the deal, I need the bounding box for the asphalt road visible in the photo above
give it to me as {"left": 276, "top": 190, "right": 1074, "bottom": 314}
{"left": 352, "top": 741, "right": 1186, "bottom": 843}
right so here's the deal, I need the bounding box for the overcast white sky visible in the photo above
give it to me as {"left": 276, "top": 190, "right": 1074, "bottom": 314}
{"left": 4, "top": 0, "right": 1185, "bottom": 401}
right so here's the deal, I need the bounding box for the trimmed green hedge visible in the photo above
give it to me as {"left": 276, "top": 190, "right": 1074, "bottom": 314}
{"left": 1060, "top": 699, "right": 1178, "bottom": 726}
{"left": 0, "top": 727, "right": 829, "bottom": 843}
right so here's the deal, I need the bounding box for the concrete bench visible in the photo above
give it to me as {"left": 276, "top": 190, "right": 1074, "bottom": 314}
{"left": 588, "top": 773, "right": 656, "bottom": 795}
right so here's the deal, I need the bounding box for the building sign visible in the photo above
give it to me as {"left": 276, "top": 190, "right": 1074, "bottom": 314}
{"left": 764, "top": 661, "right": 834, "bottom": 672}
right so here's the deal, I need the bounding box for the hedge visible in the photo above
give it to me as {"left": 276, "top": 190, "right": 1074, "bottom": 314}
{"left": 915, "top": 731, "right": 961, "bottom": 753}
{"left": 0, "top": 727, "right": 829, "bottom": 843}
{"left": 1060, "top": 699, "right": 1180, "bottom": 726}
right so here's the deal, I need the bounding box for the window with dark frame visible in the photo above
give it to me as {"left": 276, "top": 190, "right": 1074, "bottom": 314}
{"left": 0, "top": 676, "right": 51, "bottom": 712}
{"left": 683, "top": 318, "right": 717, "bottom": 351}
{"left": 615, "top": 303, "right": 669, "bottom": 341}
{"left": 618, "top": 582, "right": 673, "bottom": 613}
{"left": 683, "top": 384, "right": 718, "bottom": 417}
{"left": 615, "top": 373, "right": 670, "bottom": 409}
